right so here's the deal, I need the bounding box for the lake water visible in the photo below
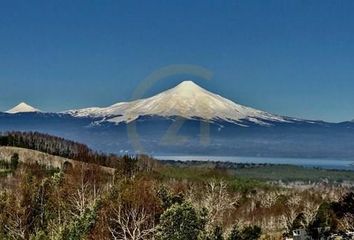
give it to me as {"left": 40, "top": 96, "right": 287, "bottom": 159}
{"left": 155, "top": 155, "right": 354, "bottom": 171}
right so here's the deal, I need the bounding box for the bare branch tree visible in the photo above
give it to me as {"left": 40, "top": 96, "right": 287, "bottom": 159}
{"left": 4, "top": 207, "right": 29, "bottom": 240}
{"left": 68, "top": 165, "right": 99, "bottom": 218}
{"left": 108, "top": 203, "right": 155, "bottom": 240}
{"left": 280, "top": 193, "right": 301, "bottom": 233}
{"left": 259, "top": 191, "right": 279, "bottom": 208}
{"left": 302, "top": 201, "right": 320, "bottom": 226}
{"left": 198, "top": 180, "right": 236, "bottom": 231}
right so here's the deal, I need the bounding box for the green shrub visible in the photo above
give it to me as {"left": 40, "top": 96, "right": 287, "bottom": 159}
{"left": 209, "top": 225, "right": 224, "bottom": 240}
{"left": 156, "top": 202, "right": 205, "bottom": 240}
{"left": 10, "top": 153, "right": 19, "bottom": 170}
{"left": 240, "top": 226, "right": 261, "bottom": 240}
{"left": 228, "top": 225, "right": 261, "bottom": 240}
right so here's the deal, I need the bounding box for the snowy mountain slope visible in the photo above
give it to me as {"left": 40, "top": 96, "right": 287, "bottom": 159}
{"left": 67, "top": 81, "right": 289, "bottom": 125}
{"left": 6, "top": 102, "right": 41, "bottom": 114}
{"left": 1, "top": 85, "right": 354, "bottom": 157}
{"left": 1, "top": 111, "right": 354, "bottom": 158}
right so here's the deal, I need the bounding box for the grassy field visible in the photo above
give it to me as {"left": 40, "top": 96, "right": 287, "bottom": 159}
{"left": 231, "top": 164, "right": 354, "bottom": 182}
{"left": 0, "top": 159, "right": 13, "bottom": 176}
{"left": 159, "top": 160, "right": 354, "bottom": 183}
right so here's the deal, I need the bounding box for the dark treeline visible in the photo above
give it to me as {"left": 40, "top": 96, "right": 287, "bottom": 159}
{"left": 0, "top": 131, "right": 122, "bottom": 168}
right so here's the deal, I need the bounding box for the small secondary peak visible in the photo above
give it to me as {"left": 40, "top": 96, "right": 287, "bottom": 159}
{"left": 6, "top": 102, "right": 41, "bottom": 114}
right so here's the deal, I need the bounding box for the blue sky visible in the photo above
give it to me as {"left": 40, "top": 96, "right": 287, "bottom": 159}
{"left": 1, "top": 1, "right": 354, "bottom": 122}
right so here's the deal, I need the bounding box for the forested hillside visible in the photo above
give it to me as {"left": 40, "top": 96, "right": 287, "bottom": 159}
{"left": 0, "top": 132, "right": 122, "bottom": 168}
{"left": 0, "top": 132, "right": 353, "bottom": 239}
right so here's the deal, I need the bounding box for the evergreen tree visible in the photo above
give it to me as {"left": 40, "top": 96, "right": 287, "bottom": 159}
{"left": 240, "top": 226, "right": 262, "bottom": 240}
{"left": 10, "top": 153, "right": 19, "bottom": 170}
{"left": 156, "top": 202, "right": 205, "bottom": 240}
{"left": 228, "top": 225, "right": 241, "bottom": 240}
{"left": 209, "top": 225, "right": 224, "bottom": 240}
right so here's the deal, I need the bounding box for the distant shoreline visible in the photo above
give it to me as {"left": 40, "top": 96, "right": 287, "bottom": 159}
{"left": 155, "top": 155, "right": 354, "bottom": 171}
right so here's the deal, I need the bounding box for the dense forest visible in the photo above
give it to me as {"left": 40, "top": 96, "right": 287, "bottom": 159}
{"left": 0, "top": 132, "right": 354, "bottom": 239}
{"left": 0, "top": 132, "right": 122, "bottom": 168}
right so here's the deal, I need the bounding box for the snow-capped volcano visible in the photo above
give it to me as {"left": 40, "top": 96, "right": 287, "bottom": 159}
{"left": 2, "top": 83, "right": 354, "bottom": 158}
{"left": 6, "top": 102, "right": 41, "bottom": 114}
{"left": 67, "top": 81, "right": 287, "bottom": 125}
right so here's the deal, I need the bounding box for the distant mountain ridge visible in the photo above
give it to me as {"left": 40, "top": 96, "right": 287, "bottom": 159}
{"left": 1, "top": 81, "right": 354, "bottom": 158}
{"left": 3, "top": 81, "right": 351, "bottom": 124}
